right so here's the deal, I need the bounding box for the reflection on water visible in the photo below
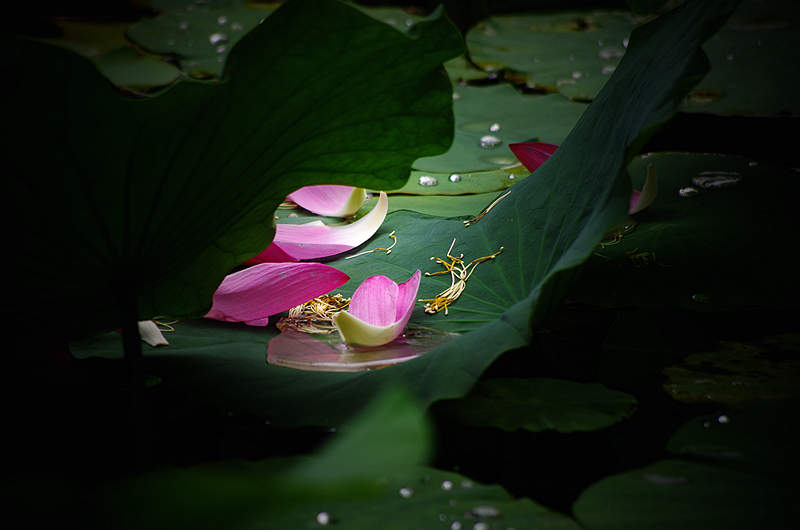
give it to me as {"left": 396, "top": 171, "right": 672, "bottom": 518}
{"left": 267, "top": 325, "right": 459, "bottom": 372}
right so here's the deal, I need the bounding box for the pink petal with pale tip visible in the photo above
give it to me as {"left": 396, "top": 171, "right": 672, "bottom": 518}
{"left": 287, "top": 185, "right": 367, "bottom": 217}
{"left": 392, "top": 269, "right": 421, "bottom": 331}
{"left": 509, "top": 142, "right": 559, "bottom": 172}
{"left": 272, "top": 191, "right": 388, "bottom": 260}
{"left": 205, "top": 262, "right": 349, "bottom": 326}
{"left": 628, "top": 164, "right": 658, "bottom": 214}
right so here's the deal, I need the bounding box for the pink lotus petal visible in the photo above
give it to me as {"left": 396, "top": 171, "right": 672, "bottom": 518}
{"left": 205, "top": 262, "right": 349, "bottom": 326}
{"left": 332, "top": 270, "right": 421, "bottom": 347}
{"left": 244, "top": 242, "right": 297, "bottom": 265}
{"left": 509, "top": 142, "right": 559, "bottom": 172}
{"left": 628, "top": 163, "right": 658, "bottom": 214}
{"left": 287, "top": 185, "right": 367, "bottom": 217}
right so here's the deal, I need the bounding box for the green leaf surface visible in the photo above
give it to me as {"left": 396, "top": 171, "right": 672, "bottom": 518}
{"left": 435, "top": 377, "right": 637, "bottom": 432}
{"left": 465, "top": 9, "right": 635, "bottom": 101}
{"left": 662, "top": 334, "right": 800, "bottom": 404}
{"left": 414, "top": 85, "right": 586, "bottom": 172}
{"left": 6, "top": 0, "right": 462, "bottom": 331}
{"left": 573, "top": 458, "right": 795, "bottom": 530}
{"left": 571, "top": 152, "right": 800, "bottom": 311}
{"left": 127, "top": 1, "right": 275, "bottom": 79}
{"left": 681, "top": 0, "right": 800, "bottom": 115}
{"left": 666, "top": 398, "right": 800, "bottom": 474}
{"left": 93, "top": 47, "right": 183, "bottom": 91}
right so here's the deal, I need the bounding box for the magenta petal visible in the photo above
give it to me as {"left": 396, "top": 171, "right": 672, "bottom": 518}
{"left": 349, "top": 275, "right": 400, "bottom": 326}
{"left": 509, "top": 142, "right": 559, "bottom": 172}
{"left": 628, "top": 189, "right": 642, "bottom": 213}
{"left": 244, "top": 242, "right": 298, "bottom": 265}
{"left": 287, "top": 185, "right": 366, "bottom": 217}
{"left": 393, "top": 269, "right": 421, "bottom": 329}
{"left": 205, "top": 262, "right": 349, "bottom": 326}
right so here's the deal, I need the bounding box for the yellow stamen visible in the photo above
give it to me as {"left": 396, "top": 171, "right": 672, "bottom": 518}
{"left": 276, "top": 294, "right": 351, "bottom": 334}
{"left": 152, "top": 316, "right": 179, "bottom": 332}
{"left": 464, "top": 190, "right": 511, "bottom": 227}
{"left": 418, "top": 238, "right": 503, "bottom": 315}
{"left": 344, "top": 231, "right": 397, "bottom": 259}
{"left": 278, "top": 200, "right": 299, "bottom": 209}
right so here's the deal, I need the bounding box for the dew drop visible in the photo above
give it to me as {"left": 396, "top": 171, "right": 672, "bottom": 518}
{"left": 473, "top": 523, "right": 489, "bottom": 530}
{"left": 598, "top": 47, "right": 625, "bottom": 60}
{"left": 316, "top": 511, "right": 331, "bottom": 525}
{"left": 179, "top": 21, "right": 190, "bottom": 30}
{"left": 217, "top": 15, "right": 228, "bottom": 25}
{"left": 717, "top": 414, "right": 730, "bottom": 424}
{"left": 449, "top": 174, "right": 462, "bottom": 183}
{"left": 643, "top": 473, "right": 689, "bottom": 485}
{"left": 601, "top": 65, "right": 616, "bottom": 75}
{"left": 450, "top": 522, "right": 462, "bottom": 530}
{"left": 489, "top": 122, "right": 501, "bottom": 132}
{"left": 288, "top": 212, "right": 299, "bottom": 218}
{"left": 418, "top": 175, "right": 438, "bottom": 186}
{"left": 231, "top": 22, "right": 244, "bottom": 31}
{"left": 692, "top": 171, "right": 742, "bottom": 188}
{"left": 479, "top": 135, "right": 502, "bottom": 149}
{"left": 399, "top": 487, "right": 414, "bottom": 498}
{"left": 572, "top": 71, "right": 583, "bottom": 79}
{"left": 471, "top": 506, "right": 501, "bottom": 518}
{"left": 622, "top": 37, "right": 629, "bottom": 48}
{"left": 748, "top": 160, "right": 758, "bottom": 167}
{"left": 678, "top": 186, "right": 699, "bottom": 197}
{"left": 216, "top": 45, "right": 227, "bottom": 53}
{"left": 452, "top": 92, "right": 461, "bottom": 101}
{"left": 209, "top": 33, "right": 228, "bottom": 45}
{"left": 441, "top": 480, "right": 454, "bottom": 491}
{"left": 507, "top": 174, "right": 515, "bottom": 180}
{"left": 405, "top": 18, "right": 414, "bottom": 27}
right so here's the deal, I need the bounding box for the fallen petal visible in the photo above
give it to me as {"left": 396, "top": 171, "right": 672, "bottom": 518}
{"left": 628, "top": 162, "right": 658, "bottom": 214}
{"left": 288, "top": 185, "right": 367, "bottom": 217}
{"left": 270, "top": 191, "right": 388, "bottom": 261}
{"left": 138, "top": 320, "right": 168, "bottom": 347}
{"left": 332, "top": 270, "right": 421, "bottom": 347}
{"left": 205, "top": 262, "right": 349, "bottom": 326}
{"left": 509, "top": 142, "right": 559, "bottom": 172}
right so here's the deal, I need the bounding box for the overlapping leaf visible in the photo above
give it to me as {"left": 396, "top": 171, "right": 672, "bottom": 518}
{"left": 4, "top": 0, "right": 463, "bottom": 333}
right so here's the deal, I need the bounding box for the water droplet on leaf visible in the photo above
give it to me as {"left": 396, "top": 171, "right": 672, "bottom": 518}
{"left": 418, "top": 175, "right": 438, "bottom": 186}
{"left": 216, "top": 45, "right": 227, "bottom": 53}
{"left": 572, "top": 71, "right": 583, "bottom": 79}
{"left": 449, "top": 174, "right": 461, "bottom": 183}
{"left": 692, "top": 171, "right": 742, "bottom": 188}
{"left": 441, "top": 480, "right": 454, "bottom": 490}
{"left": 179, "top": 22, "right": 190, "bottom": 30}
{"left": 622, "top": 38, "right": 629, "bottom": 48}
{"left": 718, "top": 414, "right": 730, "bottom": 424}
{"left": 217, "top": 15, "right": 228, "bottom": 25}
{"left": 316, "top": 512, "right": 331, "bottom": 525}
{"left": 601, "top": 65, "right": 616, "bottom": 75}
{"left": 471, "top": 506, "right": 501, "bottom": 518}
{"left": 231, "top": 22, "right": 243, "bottom": 31}
{"left": 209, "top": 33, "right": 228, "bottom": 45}
{"left": 399, "top": 487, "right": 414, "bottom": 498}
{"left": 598, "top": 47, "right": 625, "bottom": 60}
{"left": 678, "top": 186, "right": 699, "bottom": 197}
{"left": 473, "top": 523, "right": 489, "bottom": 530}
{"left": 489, "top": 123, "right": 501, "bottom": 132}
{"left": 452, "top": 92, "right": 461, "bottom": 101}
{"left": 450, "top": 522, "right": 462, "bottom": 530}
{"left": 479, "top": 135, "right": 502, "bottom": 149}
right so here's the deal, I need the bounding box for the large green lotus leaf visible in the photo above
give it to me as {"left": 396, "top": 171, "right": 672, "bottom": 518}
{"left": 4, "top": 0, "right": 462, "bottom": 332}
{"left": 127, "top": 1, "right": 275, "bottom": 78}
{"left": 465, "top": 10, "right": 635, "bottom": 101}
{"left": 413, "top": 85, "right": 586, "bottom": 173}
{"left": 666, "top": 398, "right": 800, "bottom": 475}
{"left": 434, "top": 377, "right": 637, "bottom": 432}
{"left": 681, "top": 0, "right": 800, "bottom": 115}
{"left": 573, "top": 458, "right": 795, "bottom": 530}
{"left": 571, "top": 152, "right": 799, "bottom": 311}
{"left": 72, "top": 0, "right": 739, "bottom": 427}
{"left": 661, "top": 334, "right": 800, "bottom": 404}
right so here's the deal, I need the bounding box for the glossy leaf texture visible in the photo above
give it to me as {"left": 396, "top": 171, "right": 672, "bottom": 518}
{"left": 3, "top": 0, "right": 463, "bottom": 334}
